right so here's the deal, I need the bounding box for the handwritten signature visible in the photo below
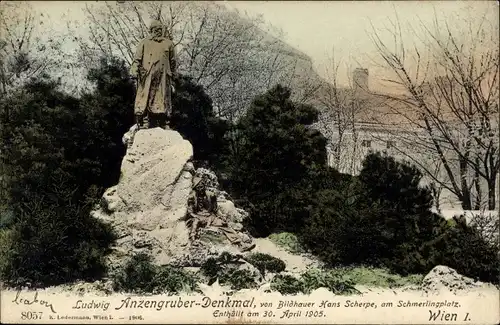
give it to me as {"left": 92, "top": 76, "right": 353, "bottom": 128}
{"left": 12, "top": 290, "right": 56, "bottom": 314}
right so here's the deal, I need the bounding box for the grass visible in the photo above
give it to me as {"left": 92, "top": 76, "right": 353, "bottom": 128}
{"left": 268, "top": 232, "right": 305, "bottom": 254}
{"left": 326, "top": 266, "right": 424, "bottom": 288}
{"left": 112, "top": 253, "right": 201, "bottom": 294}
{"left": 245, "top": 253, "right": 286, "bottom": 276}
{"left": 270, "top": 268, "right": 358, "bottom": 295}
{"left": 270, "top": 266, "right": 423, "bottom": 295}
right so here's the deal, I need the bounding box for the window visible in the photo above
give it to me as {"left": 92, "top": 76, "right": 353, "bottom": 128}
{"left": 361, "top": 140, "right": 371, "bottom": 147}
{"left": 386, "top": 141, "right": 396, "bottom": 149}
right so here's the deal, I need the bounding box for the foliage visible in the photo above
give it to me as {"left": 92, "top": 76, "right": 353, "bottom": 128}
{"left": 112, "top": 253, "right": 156, "bottom": 293}
{"left": 201, "top": 253, "right": 258, "bottom": 290}
{"left": 268, "top": 232, "right": 306, "bottom": 254}
{"left": 227, "top": 84, "right": 327, "bottom": 236}
{"left": 113, "top": 253, "right": 200, "bottom": 294}
{"left": 300, "top": 269, "right": 358, "bottom": 295}
{"left": 171, "top": 74, "right": 230, "bottom": 164}
{"left": 0, "top": 229, "right": 13, "bottom": 278}
{"left": 326, "top": 266, "right": 424, "bottom": 288}
{"left": 270, "top": 269, "right": 358, "bottom": 295}
{"left": 80, "top": 1, "right": 309, "bottom": 125}
{"left": 0, "top": 57, "right": 135, "bottom": 287}
{"left": 270, "top": 274, "right": 303, "bottom": 295}
{"left": 220, "top": 269, "right": 258, "bottom": 291}
{"left": 299, "top": 152, "right": 499, "bottom": 284}
{"left": 424, "top": 216, "right": 499, "bottom": 284}
{"left": 301, "top": 153, "right": 445, "bottom": 273}
{"left": 245, "top": 253, "right": 286, "bottom": 276}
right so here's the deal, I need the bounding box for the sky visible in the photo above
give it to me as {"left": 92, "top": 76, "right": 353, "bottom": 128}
{"left": 8, "top": 1, "right": 500, "bottom": 91}
{"left": 222, "top": 1, "right": 498, "bottom": 89}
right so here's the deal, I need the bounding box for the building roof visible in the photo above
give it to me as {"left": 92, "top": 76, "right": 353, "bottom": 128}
{"left": 308, "top": 74, "right": 498, "bottom": 132}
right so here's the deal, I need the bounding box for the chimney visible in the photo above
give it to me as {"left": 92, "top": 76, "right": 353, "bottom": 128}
{"left": 353, "top": 68, "right": 369, "bottom": 92}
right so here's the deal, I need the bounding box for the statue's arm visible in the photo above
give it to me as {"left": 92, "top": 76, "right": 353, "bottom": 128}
{"left": 130, "top": 41, "right": 145, "bottom": 79}
{"left": 187, "top": 191, "right": 197, "bottom": 214}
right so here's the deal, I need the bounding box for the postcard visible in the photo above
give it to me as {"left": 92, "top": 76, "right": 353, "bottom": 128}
{"left": 1, "top": 1, "right": 498, "bottom": 324}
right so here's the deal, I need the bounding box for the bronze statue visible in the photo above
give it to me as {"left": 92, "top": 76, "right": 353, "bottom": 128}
{"left": 130, "top": 20, "right": 177, "bottom": 129}
{"left": 185, "top": 175, "right": 255, "bottom": 252}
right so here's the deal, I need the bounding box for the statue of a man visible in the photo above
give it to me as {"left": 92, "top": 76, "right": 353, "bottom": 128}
{"left": 184, "top": 175, "right": 256, "bottom": 252}
{"left": 130, "top": 20, "right": 177, "bottom": 129}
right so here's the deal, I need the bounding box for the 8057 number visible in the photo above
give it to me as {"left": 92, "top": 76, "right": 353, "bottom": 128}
{"left": 21, "top": 312, "right": 43, "bottom": 320}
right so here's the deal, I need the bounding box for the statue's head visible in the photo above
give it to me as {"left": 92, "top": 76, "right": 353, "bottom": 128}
{"left": 149, "top": 20, "right": 163, "bottom": 38}
{"left": 192, "top": 175, "right": 205, "bottom": 191}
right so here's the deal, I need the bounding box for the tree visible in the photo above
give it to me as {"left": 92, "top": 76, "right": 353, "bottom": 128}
{"left": 75, "top": 1, "right": 318, "bottom": 124}
{"left": 0, "top": 1, "right": 71, "bottom": 96}
{"left": 170, "top": 73, "right": 230, "bottom": 164}
{"left": 425, "top": 215, "right": 499, "bottom": 284}
{"left": 228, "top": 84, "right": 327, "bottom": 236}
{"left": 368, "top": 7, "right": 499, "bottom": 210}
{"left": 312, "top": 51, "right": 369, "bottom": 174}
{"left": 0, "top": 57, "right": 135, "bottom": 286}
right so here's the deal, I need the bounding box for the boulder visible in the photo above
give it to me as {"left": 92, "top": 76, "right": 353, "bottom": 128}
{"left": 421, "top": 265, "right": 494, "bottom": 293}
{"left": 92, "top": 127, "right": 194, "bottom": 267}
{"left": 91, "top": 126, "right": 256, "bottom": 270}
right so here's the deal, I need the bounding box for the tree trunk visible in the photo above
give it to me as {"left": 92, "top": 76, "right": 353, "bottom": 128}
{"left": 459, "top": 157, "right": 472, "bottom": 210}
{"left": 487, "top": 176, "right": 496, "bottom": 210}
{"left": 473, "top": 159, "right": 482, "bottom": 210}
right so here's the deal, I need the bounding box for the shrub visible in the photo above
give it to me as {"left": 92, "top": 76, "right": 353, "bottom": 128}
{"left": 300, "top": 153, "right": 447, "bottom": 274}
{"left": 227, "top": 84, "right": 327, "bottom": 236}
{"left": 113, "top": 253, "right": 200, "bottom": 294}
{"left": 326, "top": 266, "right": 424, "bottom": 288}
{"left": 425, "top": 216, "right": 499, "bottom": 284}
{"left": 270, "top": 274, "right": 303, "bottom": 295}
{"left": 270, "top": 269, "right": 358, "bottom": 295}
{"left": 113, "top": 253, "right": 156, "bottom": 293}
{"left": 300, "top": 187, "right": 380, "bottom": 267}
{"left": 0, "top": 228, "right": 14, "bottom": 278}
{"left": 152, "top": 266, "right": 200, "bottom": 294}
{"left": 220, "top": 269, "right": 258, "bottom": 291}
{"left": 0, "top": 57, "right": 135, "bottom": 287}
{"left": 268, "top": 232, "right": 306, "bottom": 254}
{"left": 245, "top": 253, "right": 286, "bottom": 276}
{"left": 201, "top": 253, "right": 258, "bottom": 290}
{"left": 1, "top": 200, "right": 115, "bottom": 287}
{"left": 300, "top": 269, "right": 358, "bottom": 295}
{"left": 171, "top": 74, "right": 230, "bottom": 164}
{"left": 200, "top": 257, "right": 223, "bottom": 284}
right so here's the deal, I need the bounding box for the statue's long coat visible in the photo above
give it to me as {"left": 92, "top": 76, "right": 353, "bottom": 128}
{"left": 130, "top": 36, "right": 176, "bottom": 115}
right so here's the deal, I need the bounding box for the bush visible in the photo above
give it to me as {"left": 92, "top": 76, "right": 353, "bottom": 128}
{"left": 227, "top": 84, "right": 328, "bottom": 236}
{"left": 326, "top": 266, "right": 424, "bottom": 288}
{"left": 113, "top": 253, "right": 156, "bottom": 293}
{"left": 220, "top": 269, "right": 258, "bottom": 291}
{"left": 113, "top": 253, "right": 200, "bottom": 294}
{"left": 270, "top": 274, "right": 303, "bottom": 295}
{"left": 268, "top": 232, "right": 305, "bottom": 254}
{"left": 270, "top": 269, "right": 358, "bottom": 295}
{"left": 300, "top": 186, "right": 379, "bottom": 267}
{"left": 0, "top": 57, "right": 135, "bottom": 287}
{"left": 0, "top": 228, "right": 14, "bottom": 278}
{"left": 201, "top": 253, "right": 258, "bottom": 290}
{"left": 171, "top": 74, "right": 230, "bottom": 164}
{"left": 425, "top": 216, "right": 499, "bottom": 284}
{"left": 300, "top": 152, "right": 498, "bottom": 285}
{"left": 300, "top": 153, "right": 446, "bottom": 274}
{"left": 245, "top": 253, "right": 286, "bottom": 276}
{"left": 300, "top": 269, "right": 358, "bottom": 295}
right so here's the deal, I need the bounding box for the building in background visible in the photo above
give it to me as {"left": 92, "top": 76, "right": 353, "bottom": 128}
{"left": 310, "top": 68, "right": 500, "bottom": 211}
